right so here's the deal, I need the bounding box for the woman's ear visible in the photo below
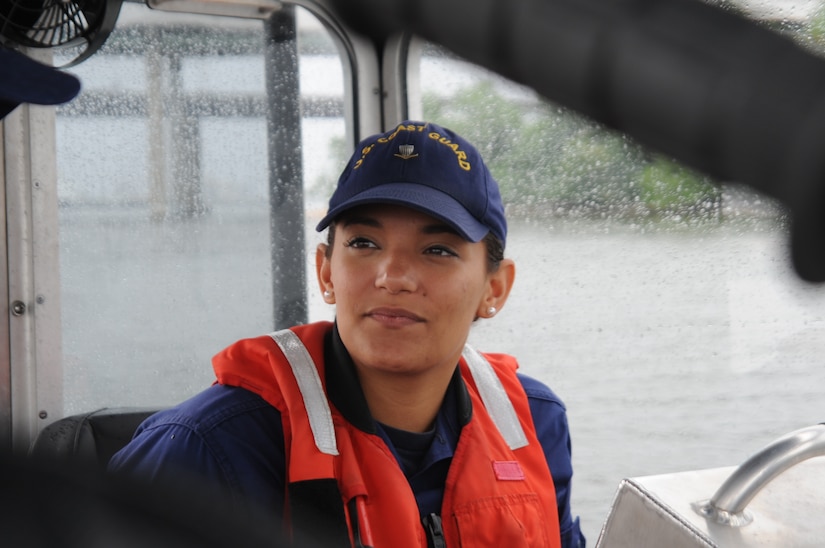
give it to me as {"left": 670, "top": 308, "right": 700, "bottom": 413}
{"left": 316, "top": 243, "right": 335, "bottom": 303}
{"left": 479, "top": 258, "right": 516, "bottom": 318}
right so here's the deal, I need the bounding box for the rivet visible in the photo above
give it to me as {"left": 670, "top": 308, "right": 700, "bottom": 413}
{"left": 11, "top": 301, "right": 25, "bottom": 316}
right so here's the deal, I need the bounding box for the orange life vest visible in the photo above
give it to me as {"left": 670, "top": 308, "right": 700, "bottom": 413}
{"left": 213, "top": 321, "right": 561, "bottom": 548}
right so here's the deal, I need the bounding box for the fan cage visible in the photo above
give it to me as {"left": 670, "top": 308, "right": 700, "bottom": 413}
{"left": 0, "top": 0, "right": 103, "bottom": 48}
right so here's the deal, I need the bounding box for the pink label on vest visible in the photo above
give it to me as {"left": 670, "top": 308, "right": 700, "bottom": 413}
{"left": 492, "top": 460, "right": 525, "bottom": 481}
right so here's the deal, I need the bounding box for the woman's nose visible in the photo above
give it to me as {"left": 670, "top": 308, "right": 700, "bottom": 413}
{"left": 375, "top": 251, "right": 417, "bottom": 294}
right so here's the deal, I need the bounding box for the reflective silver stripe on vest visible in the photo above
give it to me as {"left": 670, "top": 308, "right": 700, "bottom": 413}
{"left": 462, "top": 344, "right": 529, "bottom": 450}
{"left": 269, "top": 329, "right": 339, "bottom": 456}
{"left": 268, "top": 330, "right": 525, "bottom": 454}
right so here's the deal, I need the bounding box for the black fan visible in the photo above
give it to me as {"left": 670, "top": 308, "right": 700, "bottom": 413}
{"left": 0, "top": 0, "right": 123, "bottom": 66}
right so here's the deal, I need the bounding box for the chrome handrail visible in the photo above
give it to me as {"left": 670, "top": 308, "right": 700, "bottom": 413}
{"left": 693, "top": 424, "right": 825, "bottom": 527}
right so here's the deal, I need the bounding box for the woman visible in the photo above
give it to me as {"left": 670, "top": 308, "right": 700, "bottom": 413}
{"left": 110, "top": 121, "right": 585, "bottom": 548}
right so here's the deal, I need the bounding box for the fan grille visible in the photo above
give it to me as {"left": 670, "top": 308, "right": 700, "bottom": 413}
{"left": 1, "top": 0, "right": 107, "bottom": 48}
{"left": 1, "top": 0, "right": 121, "bottom": 66}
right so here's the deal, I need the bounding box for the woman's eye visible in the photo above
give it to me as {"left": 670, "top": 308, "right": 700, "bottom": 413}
{"left": 426, "top": 245, "right": 458, "bottom": 257}
{"left": 344, "top": 237, "right": 377, "bottom": 249}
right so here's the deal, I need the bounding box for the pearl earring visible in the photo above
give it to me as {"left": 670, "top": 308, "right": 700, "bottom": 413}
{"left": 487, "top": 306, "right": 497, "bottom": 316}
{"left": 323, "top": 290, "right": 333, "bottom": 299}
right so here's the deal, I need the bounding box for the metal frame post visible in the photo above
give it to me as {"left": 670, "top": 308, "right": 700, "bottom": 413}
{"left": 265, "top": 6, "right": 308, "bottom": 329}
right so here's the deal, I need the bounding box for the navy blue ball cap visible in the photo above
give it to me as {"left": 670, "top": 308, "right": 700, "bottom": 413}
{"left": 316, "top": 120, "right": 507, "bottom": 245}
{"left": 0, "top": 48, "right": 81, "bottom": 119}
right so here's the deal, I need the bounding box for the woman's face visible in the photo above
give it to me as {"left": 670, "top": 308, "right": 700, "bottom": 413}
{"left": 317, "top": 204, "right": 514, "bottom": 379}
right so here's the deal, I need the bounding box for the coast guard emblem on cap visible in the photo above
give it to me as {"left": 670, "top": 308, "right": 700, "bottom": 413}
{"left": 394, "top": 144, "right": 418, "bottom": 160}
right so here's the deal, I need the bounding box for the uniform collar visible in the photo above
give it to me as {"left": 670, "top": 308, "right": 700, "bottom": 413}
{"left": 324, "top": 322, "right": 473, "bottom": 434}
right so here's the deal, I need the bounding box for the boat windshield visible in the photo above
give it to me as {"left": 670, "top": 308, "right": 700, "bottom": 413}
{"left": 50, "top": 1, "right": 825, "bottom": 540}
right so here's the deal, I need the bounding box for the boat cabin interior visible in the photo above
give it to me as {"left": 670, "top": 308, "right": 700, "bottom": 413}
{"left": 2, "top": 0, "right": 824, "bottom": 544}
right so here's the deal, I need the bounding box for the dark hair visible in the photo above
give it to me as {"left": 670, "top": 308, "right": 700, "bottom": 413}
{"left": 325, "top": 222, "right": 504, "bottom": 272}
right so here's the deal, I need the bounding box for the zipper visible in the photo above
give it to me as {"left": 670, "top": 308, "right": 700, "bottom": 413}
{"left": 422, "top": 513, "right": 446, "bottom": 548}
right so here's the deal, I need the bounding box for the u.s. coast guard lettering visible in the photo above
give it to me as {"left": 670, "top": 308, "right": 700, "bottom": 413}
{"left": 353, "top": 123, "right": 472, "bottom": 171}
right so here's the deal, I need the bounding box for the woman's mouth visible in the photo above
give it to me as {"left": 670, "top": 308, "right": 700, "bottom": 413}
{"left": 366, "top": 307, "right": 424, "bottom": 328}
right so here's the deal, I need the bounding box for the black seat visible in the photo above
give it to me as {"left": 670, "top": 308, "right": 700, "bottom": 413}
{"left": 29, "top": 407, "right": 160, "bottom": 468}
{"left": 12, "top": 407, "right": 289, "bottom": 547}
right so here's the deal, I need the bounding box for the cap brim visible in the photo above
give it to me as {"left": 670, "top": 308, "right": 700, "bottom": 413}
{"left": 0, "top": 49, "right": 81, "bottom": 116}
{"left": 315, "top": 182, "right": 490, "bottom": 242}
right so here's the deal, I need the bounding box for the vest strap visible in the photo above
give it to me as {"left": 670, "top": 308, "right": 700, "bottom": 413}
{"left": 462, "top": 344, "right": 529, "bottom": 450}
{"left": 269, "top": 329, "right": 339, "bottom": 456}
